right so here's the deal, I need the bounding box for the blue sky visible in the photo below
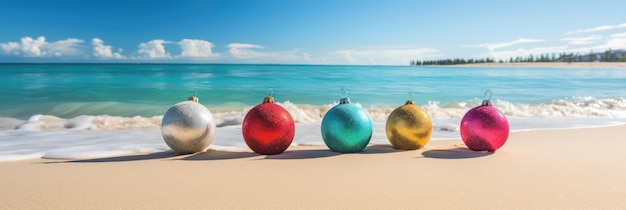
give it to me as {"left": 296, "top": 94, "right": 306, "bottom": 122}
{"left": 1, "top": 0, "right": 626, "bottom": 65}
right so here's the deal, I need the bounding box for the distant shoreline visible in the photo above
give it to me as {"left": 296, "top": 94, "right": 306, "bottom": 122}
{"left": 2, "top": 62, "right": 626, "bottom": 68}
{"left": 444, "top": 62, "right": 626, "bottom": 69}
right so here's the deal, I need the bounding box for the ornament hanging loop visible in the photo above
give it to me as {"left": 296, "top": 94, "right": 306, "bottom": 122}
{"left": 407, "top": 92, "right": 416, "bottom": 101}
{"left": 266, "top": 88, "right": 273, "bottom": 97}
{"left": 187, "top": 89, "right": 199, "bottom": 102}
{"left": 405, "top": 92, "right": 416, "bottom": 105}
{"left": 482, "top": 89, "right": 493, "bottom": 106}
{"left": 483, "top": 89, "right": 492, "bottom": 101}
{"left": 339, "top": 88, "right": 350, "bottom": 104}
{"left": 263, "top": 88, "right": 275, "bottom": 103}
{"left": 340, "top": 88, "right": 349, "bottom": 98}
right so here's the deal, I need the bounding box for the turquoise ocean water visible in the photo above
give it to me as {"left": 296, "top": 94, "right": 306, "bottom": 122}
{"left": 1, "top": 63, "right": 626, "bottom": 118}
{"left": 1, "top": 63, "right": 625, "bottom": 161}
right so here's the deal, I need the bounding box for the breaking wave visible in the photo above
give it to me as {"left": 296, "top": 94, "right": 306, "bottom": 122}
{"left": 4, "top": 97, "right": 624, "bottom": 131}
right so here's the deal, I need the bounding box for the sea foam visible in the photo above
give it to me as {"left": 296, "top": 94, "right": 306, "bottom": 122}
{"left": 5, "top": 98, "right": 626, "bottom": 137}
{"left": 9, "top": 97, "right": 625, "bottom": 131}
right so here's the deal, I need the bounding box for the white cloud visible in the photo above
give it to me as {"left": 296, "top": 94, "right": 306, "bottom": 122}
{"left": 0, "top": 36, "right": 84, "bottom": 57}
{"left": 226, "top": 43, "right": 306, "bottom": 63}
{"left": 228, "top": 43, "right": 263, "bottom": 49}
{"left": 605, "top": 38, "right": 626, "bottom": 49}
{"left": 490, "top": 34, "right": 626, "bottom": 60}
{"left": 325, "top": 47, "right": 441, "bottom": 65}
{"left": 463, "top": 38, "right": 545, "bottom": 50}
{"left": 560, "top": 35, "right": 603, "bottom": 45}
{"left": 179, "top": 39, "right": 218, "bottom": 58}
{"left": 483, "top": 46, "right": 569, "bottom": 61}
{"left": 471, "top": 27, "right": 626, "bottom": 61}
{"left": 14, "top": 36, "right": 47, "bottom": 56}
{"left": 224, "top": 43, "right": 439, "bottom": 65}
{"left": 462, "top": 38, "right": 545, "bottom": 59}
{"left": 567, "top": 22, "right": 626, "bottom": 35}
{"left": 611, "top": 32, "right": 626, "bottom": 38}
{"left": 227, "top": 43, "right": 264, "bottom": 58}
{"left": 332, "top": 50, "right": 358, "bottom": 64}
{"left": 92, "top": 38, "right": 124, "bottom": 59}
{"left": 560, "top": 34, "right": 626, "bottom": 54}
{"left": 484, "top": 39, "right": 625, "bottom": 61}
{"left": 593, "top": 37, "right": 626, "bottom": 51}
{"left": 46, "top": 38, "right": 84, "bottom": 56}
{"left": 223, "top": 43, "right": 439, "bottom": 65}
{"left": 302, "top": 52, "right": 311, "bottom": 62}
{"left": 135, "top": 39, "right": 220, "bottom": 60}
{"left": 136, "top": 39, "right": 171, "bottom": 59}
{"left": 1, "top": 42, "right": 20, "bottom": 55}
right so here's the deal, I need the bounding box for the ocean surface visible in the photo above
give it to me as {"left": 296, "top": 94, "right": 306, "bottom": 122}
{"left": 1, "top": 63, "right": 625, "bottom": 161}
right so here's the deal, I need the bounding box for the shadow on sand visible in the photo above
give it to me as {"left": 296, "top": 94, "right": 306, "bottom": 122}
{"left": 180, "top": 149, "right": 259, "bottom": 161}
{"left": 263, "top": 149, "right": 338, "bottom": 160}
{"left": 55, "top": 151, "right": 178, "bottom": 163}
{"left": 362, "top": 144, "right": 406, "bottom": 154}
{"left": 421, "top": 147, "right": 493, "bottom": 159}
{"left": 264, "top": 145, "right": 402, "bottom": 160}
{"left": 46, "top": 145, "right": 425, "bottom": 163}
{"left": 51, "top": 150, "right": 259, "bottom": 163}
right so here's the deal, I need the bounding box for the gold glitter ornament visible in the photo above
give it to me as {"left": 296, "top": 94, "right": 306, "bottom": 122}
{"left": 385, "top": 92, "right": 433, "bottom": 150}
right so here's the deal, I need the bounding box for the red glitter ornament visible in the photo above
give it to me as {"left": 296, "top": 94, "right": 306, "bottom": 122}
{"left": 242, "top": 89, "right": 295, "bottom": 155}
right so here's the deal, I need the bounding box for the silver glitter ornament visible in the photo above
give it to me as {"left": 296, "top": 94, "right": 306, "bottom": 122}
{"left": 161, "top": 91, "right": 216, "bottom": 154}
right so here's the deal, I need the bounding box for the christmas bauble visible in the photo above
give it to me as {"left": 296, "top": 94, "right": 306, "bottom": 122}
{"left": 386, "top": 93, "right": 432, "bottom": 150}
{"left": 161, "top": 92, "right": 216, "bottom": 154}
{"left": 460, "top": 90, "right": 509, "bottom": 152}
{"left": 321, "top": 89, "right": 372, "bottom": 153}
{"left": 242, "top": 89, "right": 295, "bottom": 155}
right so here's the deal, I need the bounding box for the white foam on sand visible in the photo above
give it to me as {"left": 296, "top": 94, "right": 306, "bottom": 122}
{"left": 1, "top": 97, "right": 625, "bottom": 161}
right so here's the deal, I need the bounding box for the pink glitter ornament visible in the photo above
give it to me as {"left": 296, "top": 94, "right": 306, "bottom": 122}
{"left": 460, "top": 90, "right": 509, "bottom": 152}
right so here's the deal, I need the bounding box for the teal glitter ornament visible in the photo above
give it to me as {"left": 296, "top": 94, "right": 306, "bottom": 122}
{"left": 321, "top": 88, "right": 373, "bottom": 153}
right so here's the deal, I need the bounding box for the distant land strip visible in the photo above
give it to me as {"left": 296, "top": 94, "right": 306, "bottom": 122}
{"left": 412, "top": 49, "right": 626, "bottom": 67}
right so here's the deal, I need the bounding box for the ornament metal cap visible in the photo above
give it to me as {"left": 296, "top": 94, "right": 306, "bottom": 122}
{"left": 339, "top": 88, "right": 350, "bottom": 104}
{"left": 482, "top": 89, "right": 493, "bottom": 106}
{"left": 405, "top": 92, "right": 416, "bottom": 105}
{"left": 187, "top": 90, "right": 199, "bottom": 102}
{"left": 263, "top": 97, "right": 275, "bottom": 103}
{"left": 263, "top": 88, "right": 275, "bottom": 103}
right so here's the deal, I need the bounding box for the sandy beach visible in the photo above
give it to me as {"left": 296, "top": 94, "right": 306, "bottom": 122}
{"left": 456, "top": 62, "right": 626, "bottom": 69}
{"left": 3, "top": 1, "right": 626, "bottom": 209}
{"left": 1, "top": 125, "right": 625, "bottom": 209}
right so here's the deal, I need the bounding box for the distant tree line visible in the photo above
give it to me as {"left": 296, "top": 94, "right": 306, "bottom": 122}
{"left": 411, "top": 49, "right": 626, "bottom": 66}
